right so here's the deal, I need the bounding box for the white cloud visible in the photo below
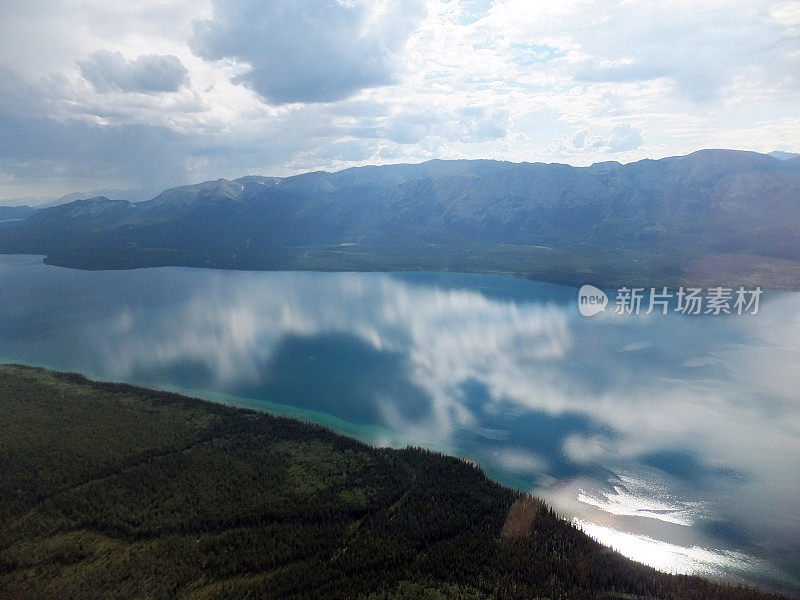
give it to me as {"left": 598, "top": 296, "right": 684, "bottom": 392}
{"left": 552, "top": 123, "right": 644, "bottom": 155}
{"left": 1, "top": 0, "right": 799, "bottom": 199}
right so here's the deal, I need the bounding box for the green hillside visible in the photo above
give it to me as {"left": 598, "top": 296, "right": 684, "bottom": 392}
{"left": 0, "top": 365, "right": 789, "bottom": 600}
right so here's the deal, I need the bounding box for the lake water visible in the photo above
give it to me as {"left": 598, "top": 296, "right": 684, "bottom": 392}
{"left": 1, "top": 254, "right": 798, "bottom": 592}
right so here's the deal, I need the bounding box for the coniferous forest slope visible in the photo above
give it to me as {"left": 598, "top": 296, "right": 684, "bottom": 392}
{"left": 0, "top": 364, "right": 792, "bottom": 600}
{"left": 2, "top": 149, "right": 800, "bottom": 288}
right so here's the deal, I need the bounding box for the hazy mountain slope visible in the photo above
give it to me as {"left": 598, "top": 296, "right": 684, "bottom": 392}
{"left": 768, "top": 151, "right": 800, "bottom": 161}
{"left": 0, "top": 205, "right": 34, "bottom": 221}
{"left": 0, "top": 364, "right": 791, "bottom": 600}
{"left": 2, "top": 149, "right": 799, "bottom": 287}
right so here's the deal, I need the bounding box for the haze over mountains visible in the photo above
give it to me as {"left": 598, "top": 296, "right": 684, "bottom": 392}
{"left": 2, "top": 149, "right": 799, "bottom": 288}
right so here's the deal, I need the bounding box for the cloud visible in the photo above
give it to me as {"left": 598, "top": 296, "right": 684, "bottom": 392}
{"left": 608, "top": 124, "right": 644, "bottom": 152}
{"left": 190, "top": 0, "right": 427, "bottom": 105}
{"left": 495, "top": 0, "right": 796, "bottom": 103}
{"left": 553, "top": 124, "right": 644, "bottom": 155}
{"left": 0, "top": 68, "right": 188, "bottom": 196}
{"left": 3, "top": 0, "right": 800, "bottom": 200}
{"left": 78, "top": 50, "right": 189, "bottom": 93}
{"left": 0, "top": 114, "right": 192, "bottom": 195}
{"left": 575, "top": 62, "right": 670, "bottom": 84}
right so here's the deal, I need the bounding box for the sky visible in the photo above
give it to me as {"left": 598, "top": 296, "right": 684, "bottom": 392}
{"left": 1, "top": 0, "right": 799, "bottom": 203}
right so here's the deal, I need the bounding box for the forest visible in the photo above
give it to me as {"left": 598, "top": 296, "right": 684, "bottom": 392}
{"left": 0, "top": 364, "right": 792, "bottom": 600}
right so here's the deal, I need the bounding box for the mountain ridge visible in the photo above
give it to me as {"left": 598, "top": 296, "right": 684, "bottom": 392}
{"left": 2, "top": 149, "right": 799, "bottom": 288}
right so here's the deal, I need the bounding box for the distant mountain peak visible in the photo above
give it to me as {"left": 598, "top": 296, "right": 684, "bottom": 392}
{"left": 47, "top": 196, "right": 135, "bottom": 219}
{"left": 768, "top": 150, "right": 800, "bottom": 161}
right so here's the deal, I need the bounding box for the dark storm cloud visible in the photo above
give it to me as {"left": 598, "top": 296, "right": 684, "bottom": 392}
{"left": 189, "top": 0, "right": 426, "bottom": 105}
{"left": 78, "top": 50, "right": 189, "bottom": 93}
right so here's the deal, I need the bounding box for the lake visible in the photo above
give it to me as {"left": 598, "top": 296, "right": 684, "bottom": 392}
{"left": 1, "top": 254, "right": 798, "bottom": 592}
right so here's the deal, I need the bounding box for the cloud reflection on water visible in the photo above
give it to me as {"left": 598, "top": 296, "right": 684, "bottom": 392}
{"left": 1, "top": 259, "right": 798, "bottom": 588}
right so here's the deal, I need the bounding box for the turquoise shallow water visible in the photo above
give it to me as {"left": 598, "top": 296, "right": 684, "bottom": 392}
{"left": 1, "top": 254, "right": 799, "bottom": 592}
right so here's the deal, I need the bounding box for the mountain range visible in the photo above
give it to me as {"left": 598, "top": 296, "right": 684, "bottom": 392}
{"left": 2, "top": 149, "right": 799, "bottom": 287}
